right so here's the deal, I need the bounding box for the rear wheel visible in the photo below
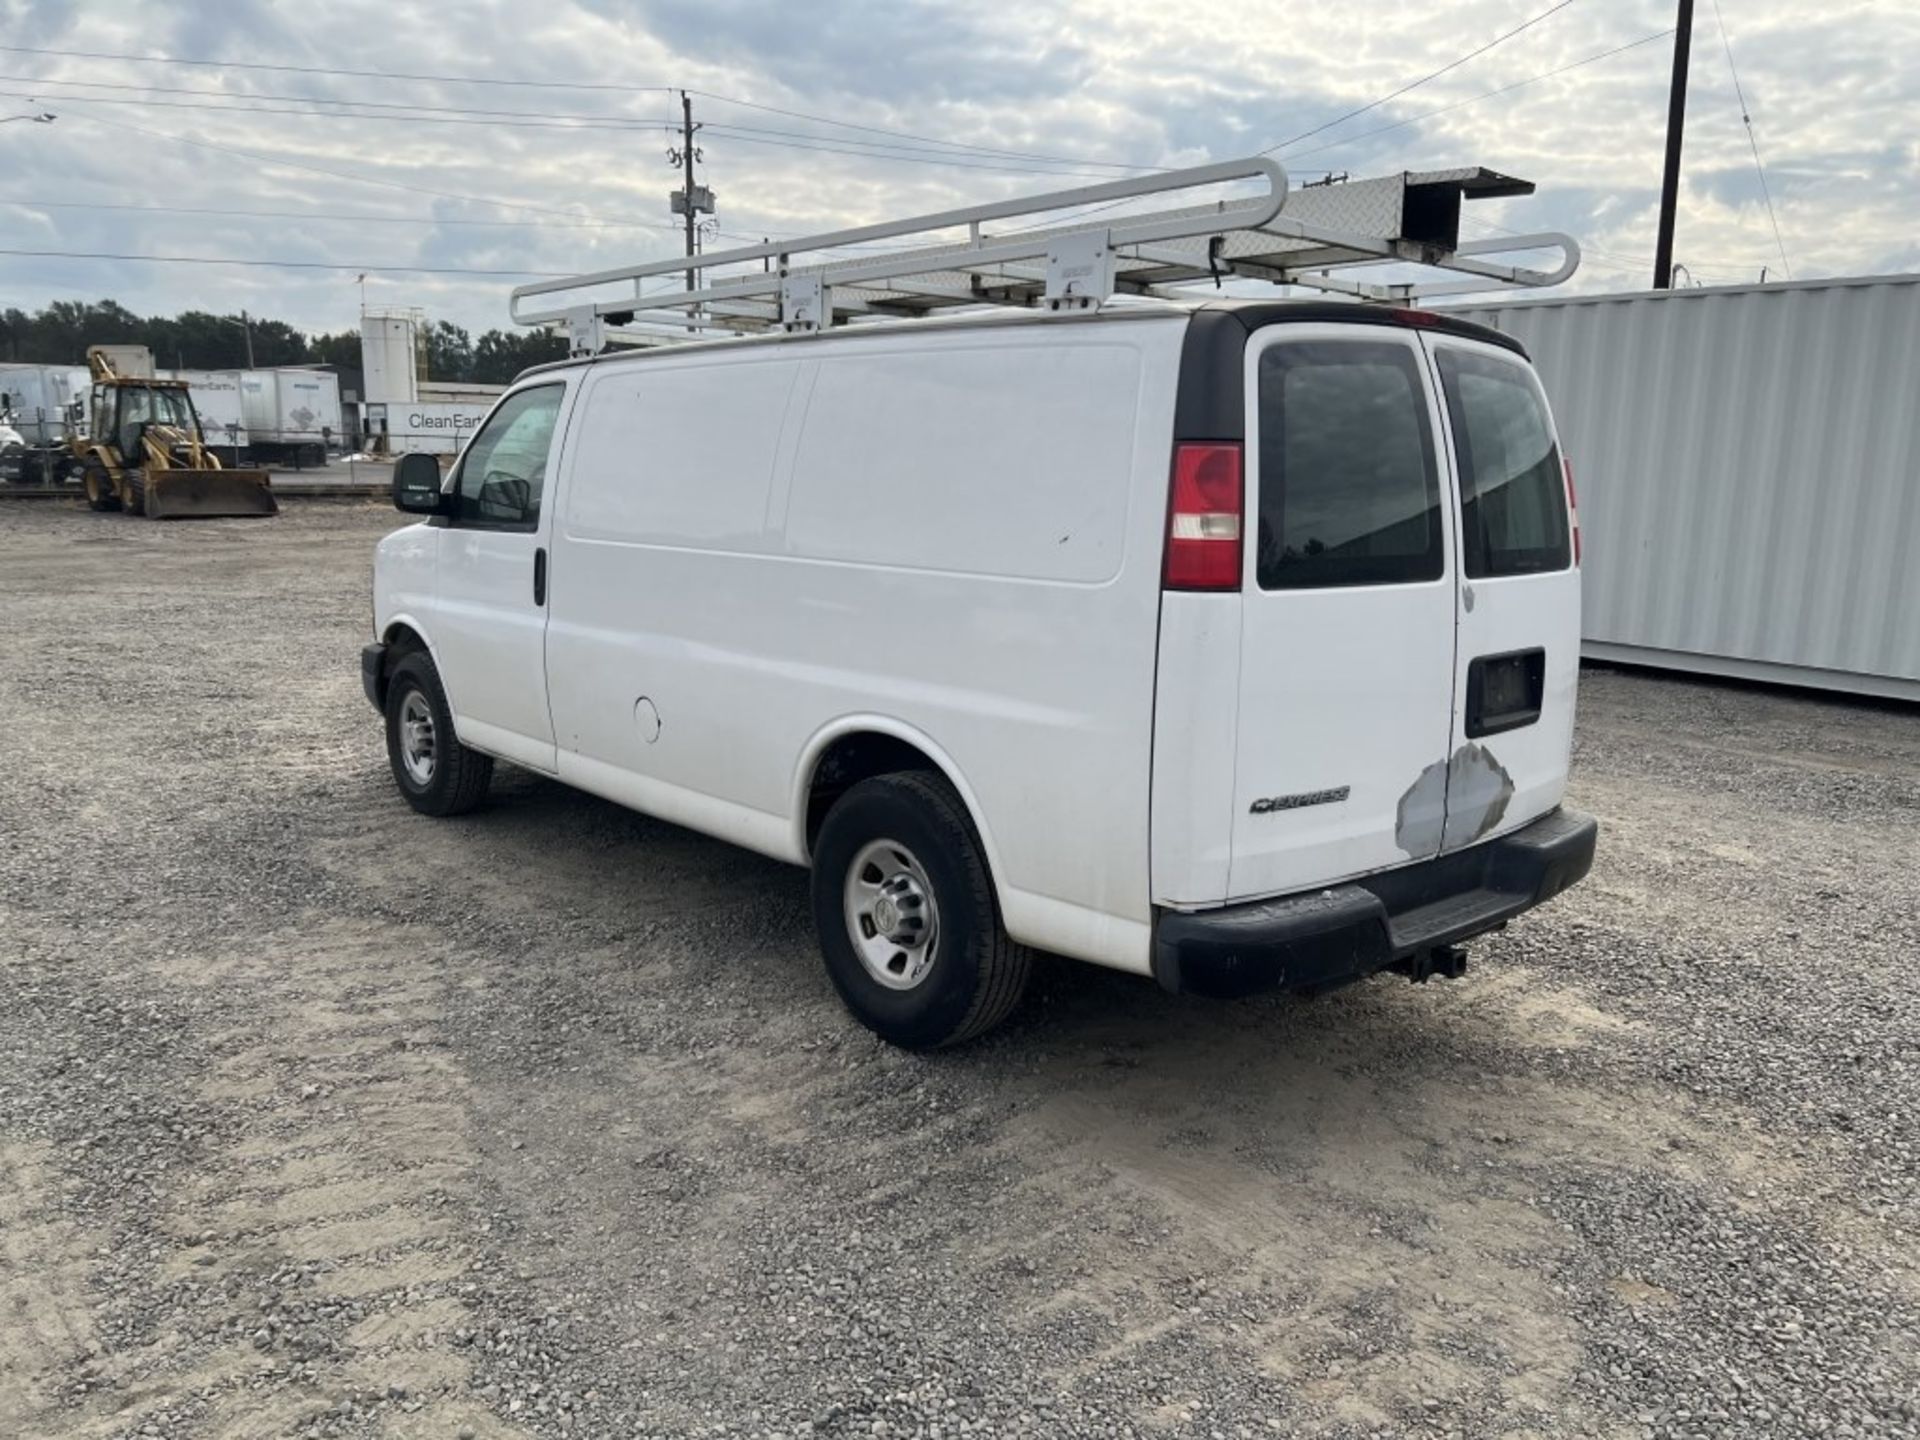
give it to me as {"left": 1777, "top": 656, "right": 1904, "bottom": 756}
{"left": 383, "top": 652, "right": 493, "bottom": 816}
{"left": 82, "top": 459, "right": 121, "bottom": 512}
{"left": 810, "top": 771, "right": 1031, "bottom": 1048}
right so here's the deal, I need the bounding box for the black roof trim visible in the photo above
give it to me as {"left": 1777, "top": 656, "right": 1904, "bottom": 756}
{"left": 1172, "top": 300, "right": 1528, "bottom": 442}
{"left": 516, "top": 298, "right": 1528, "bottom": 398}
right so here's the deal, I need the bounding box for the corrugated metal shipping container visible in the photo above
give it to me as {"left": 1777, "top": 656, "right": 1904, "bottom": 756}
{"left": 1453, "top": 274, "right": 1920, "bottom": 701}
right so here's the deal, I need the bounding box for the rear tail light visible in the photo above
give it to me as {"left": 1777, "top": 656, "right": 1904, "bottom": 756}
{"left": 1164, "top": 442, "right": 1244, "bottom": 591}
{"left": 1563, "top": 454, "right": 1582, "bottom": 567}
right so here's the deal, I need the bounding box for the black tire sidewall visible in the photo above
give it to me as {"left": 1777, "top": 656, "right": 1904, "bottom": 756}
{"left": 811, "top": 778, "right": 997, "bottom": 1049}
{"left": 384, "top": 655, "right": 459, "bottom": 812}
{"left": 83, "top": 461, "right": 120, "bottom": 512}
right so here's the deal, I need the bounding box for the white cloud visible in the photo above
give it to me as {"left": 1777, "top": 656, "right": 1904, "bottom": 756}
{"left": 1, "top": 0, "right": 1915, "bottom": 338}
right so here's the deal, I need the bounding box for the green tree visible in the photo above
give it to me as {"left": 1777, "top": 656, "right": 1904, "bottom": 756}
{"left": 422, "top": 320, "right": 474, "bottom": 382}
{"left": 471, "top": 327, "right": 568, "bottom": 384}
{"left": 0, "top": 301, "right": 562, "bottom": 379}
{"left": 307, "top": 329, "right": 362, "bottom": 370}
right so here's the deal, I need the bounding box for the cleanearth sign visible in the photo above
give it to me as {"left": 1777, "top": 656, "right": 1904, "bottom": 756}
{"left": 369, "top": 402, "right": 492, "bottom": 453}
{"left": 404, "top": 408, "right": 487, "bottom": 434}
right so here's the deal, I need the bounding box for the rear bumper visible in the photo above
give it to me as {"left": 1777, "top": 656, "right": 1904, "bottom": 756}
{"left": 361, "top": 642, "right": 387, "bottom": 712}
{"left": 1152, "top": 807, "right": 1598, "bottom": 998}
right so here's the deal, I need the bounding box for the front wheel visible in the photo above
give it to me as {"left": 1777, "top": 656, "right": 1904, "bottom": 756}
{"left": 82, "top": 460, "right": 121, "bottom": 512}
{"left": 810, "top": 771, "right": 1031, "bottom": 1049}
{"left": 383, "top": 652, "right": 493, "bottom": 816}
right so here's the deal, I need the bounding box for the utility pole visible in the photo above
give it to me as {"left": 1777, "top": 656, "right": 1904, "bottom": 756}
{"left": 680, "top": 91, "right": 697, "bottom": 298}
{"left": 667, "top": 92, "right": 714, "bottom": 334}
{"left": 239, "top": 309, "right": 257, "bottom": 369}
{"left": 1653, "top": 0, "right": 1694, "bottom": 290}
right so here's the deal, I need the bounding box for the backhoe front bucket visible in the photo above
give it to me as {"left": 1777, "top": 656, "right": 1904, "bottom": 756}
{"left": 143, "top": 468, "right": 278, "bottom": 519}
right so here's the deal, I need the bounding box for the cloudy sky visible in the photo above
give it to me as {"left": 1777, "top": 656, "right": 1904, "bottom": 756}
{"left": 1, "top": 0, "right": 1915, "bottom": 339}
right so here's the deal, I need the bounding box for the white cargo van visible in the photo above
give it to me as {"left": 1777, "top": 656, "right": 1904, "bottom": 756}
{"left": 361, "top": 163, "right": 1596, "bottom": 1046}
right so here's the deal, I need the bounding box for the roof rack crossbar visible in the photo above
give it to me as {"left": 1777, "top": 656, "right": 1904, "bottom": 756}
{"left": 513, "top": 157, "right": 1288, "bottom": 328}
{"left": 513, "top": 155, "right": 1580, "bottom": 346}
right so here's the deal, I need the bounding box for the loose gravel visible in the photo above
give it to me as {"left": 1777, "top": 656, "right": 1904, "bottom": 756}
{"left": 1, "top": 501, "right": 1916, "bottom": 1440}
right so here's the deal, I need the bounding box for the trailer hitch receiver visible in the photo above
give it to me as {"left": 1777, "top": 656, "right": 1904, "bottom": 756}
{"left": 1395, "top": 945, "right": 1469, "bottom": 984}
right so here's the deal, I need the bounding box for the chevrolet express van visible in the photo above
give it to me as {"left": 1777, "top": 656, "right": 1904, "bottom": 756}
{"left": 362, "top": 299, "right": 1597, "bottom": 1047}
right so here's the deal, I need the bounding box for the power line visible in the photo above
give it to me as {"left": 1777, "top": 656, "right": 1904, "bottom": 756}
{"left": 694, "top": 126, "right": 1134, "bottom": 177}
{"left": 0, "top": 81, "right": 1140, "bottom": 178}
{"left": 0, "top": 71, "right": 1108, "bottom": 167}
{"left": 1708, "top": 0, "right": 1790, "bottom": 279}
{"left": 686, "top": 89, "right": 1155, "bottom": 172}
{"left": 31, "top": 104, "right": 657, "bottom": 223}
{"left": 1008, "top": 9, "right": 1627, "bottom": 237}
{"left": 0, "top": 196, "right": 686, "bottom": 233}
{"left": 0, "top": 70, "right": 684, "bottom": 124}
{"left": 0, "top": 41, "right": 1155, "bottom": 173}
{"left": 1281, "top": 28, "right": 1675, "bottom": 162}
{"left": 0, "top": 85, "right": 680, "bottom": 136}
{"left": 0, "top": 117, "right": 848, "bottom": 253}
{"left": 0, "top": 247, "right": 572, "bottom": 277}
{"left": 1, "top": 110, "right": 888, "bottom": 262}
{"left": 0, "top": 41, "right": 673, "bottom": 97}
{"left": 0, "top": 20, "right": 1725, "bottom": 284}
{"left": 1261, "top": 0, "right": 1581, "bottom": 154}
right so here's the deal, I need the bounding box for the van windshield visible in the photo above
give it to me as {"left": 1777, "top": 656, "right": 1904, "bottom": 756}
{"left": 1436, "top": 348, "right": 1571, "bottom": 576}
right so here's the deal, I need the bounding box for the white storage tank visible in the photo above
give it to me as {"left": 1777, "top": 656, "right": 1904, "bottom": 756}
{"left": 360, "top": 312, "right": 422, "bottom": 407}
{"left": 1451, "top": 274, "right": 1920, "bottom": 702}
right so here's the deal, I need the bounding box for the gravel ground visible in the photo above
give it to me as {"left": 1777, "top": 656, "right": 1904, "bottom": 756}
{"left": 1, "top": 500, "right": 1916, "bottom": 1440}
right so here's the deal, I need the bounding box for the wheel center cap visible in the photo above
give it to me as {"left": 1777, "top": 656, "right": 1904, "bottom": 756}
{"left": 873, "top": 896, "right": 900, "bottom": 933}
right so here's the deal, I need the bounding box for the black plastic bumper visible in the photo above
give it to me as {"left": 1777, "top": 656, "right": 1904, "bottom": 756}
{"left": 1153, "top": 807, "right": 1598, "bottom": 998}
{"left": 361, "top": 642, "right": 387, "bottom": 712}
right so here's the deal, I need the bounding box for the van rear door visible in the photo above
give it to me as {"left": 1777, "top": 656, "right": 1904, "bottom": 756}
{"left": 1224, "top": 324, "right": 1460, "bottom": 900}
{"left": 1424, "top": 335, "right": 1580, "bottom": 847}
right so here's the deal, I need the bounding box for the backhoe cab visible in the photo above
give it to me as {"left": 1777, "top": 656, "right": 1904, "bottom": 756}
{"left": 72, "top": 346, "right": 277, "bottom": 519}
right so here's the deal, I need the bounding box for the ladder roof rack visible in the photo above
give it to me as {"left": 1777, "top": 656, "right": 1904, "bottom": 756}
{"left": 510, "top": 155, "right": 1579, "bottom": 354}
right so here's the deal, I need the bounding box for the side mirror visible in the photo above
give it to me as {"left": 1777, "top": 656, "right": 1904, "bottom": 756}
{"left": 392, "top": 452, "right": 448, "bottom": 515}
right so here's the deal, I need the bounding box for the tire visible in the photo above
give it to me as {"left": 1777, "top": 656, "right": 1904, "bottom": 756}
{"left": 810, "top": 771, "right": 1032, "bottom": 1049}
{"left": 125, "top": 473, "right": 147, "bottom": 518}
{"left": 383, "top": 652, "right": 493, "bottom": 817}
{"left": 82, "top": 459, "right": 121, "bottom": 512}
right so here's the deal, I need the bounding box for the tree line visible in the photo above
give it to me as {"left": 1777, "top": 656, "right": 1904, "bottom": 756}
{"left": 0, "top": 301, "right": 567, "bottom": 384}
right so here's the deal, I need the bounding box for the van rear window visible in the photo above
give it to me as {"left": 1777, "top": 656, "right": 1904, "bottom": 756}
{"left": 1436, "top": 348, "right": 1571, "bottom": 576}
{"left": 1256, "top": 341, "right": 1443, "bottom": 590}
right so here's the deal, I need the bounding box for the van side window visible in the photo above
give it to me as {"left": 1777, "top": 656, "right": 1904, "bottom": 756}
{"left": 1435, "top": 349, "right": 1571, "bottom": 576}
{"left": 1256, "top": 341, "right": 1443, "bottom": 590}
{"left": 452, "top": 384, "right": 563, "bottom": 530}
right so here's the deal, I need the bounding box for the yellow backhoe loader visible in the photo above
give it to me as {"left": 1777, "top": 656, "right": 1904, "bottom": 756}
{"left": 70, "top": 346, "right": 277, "bottom": 519}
